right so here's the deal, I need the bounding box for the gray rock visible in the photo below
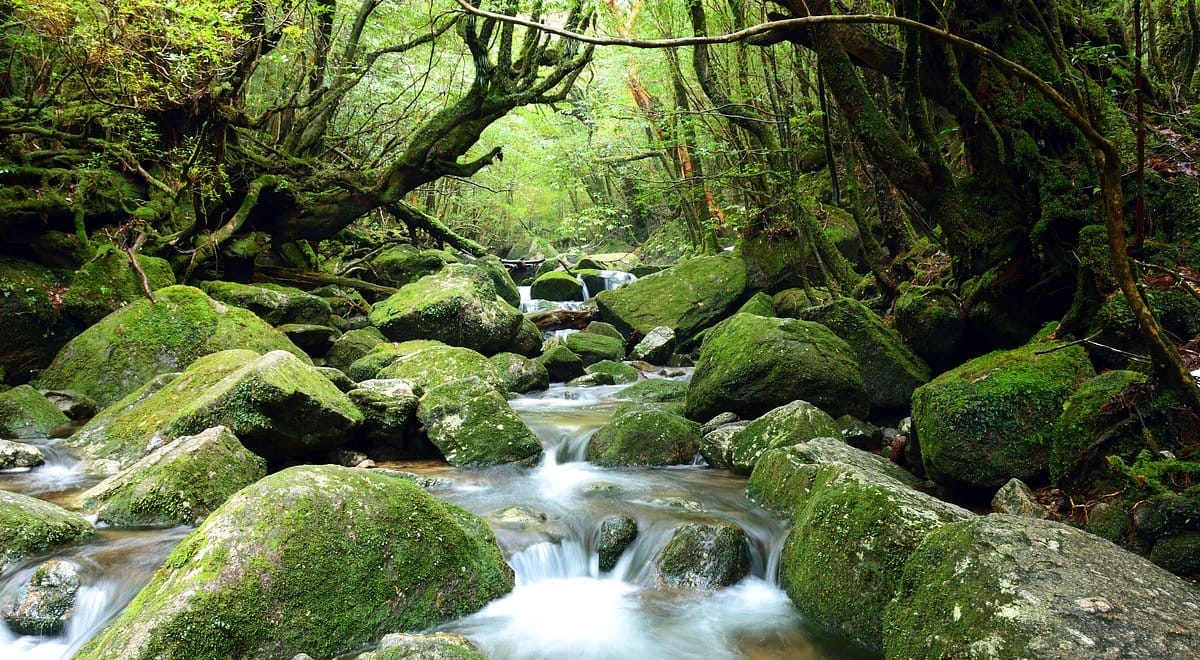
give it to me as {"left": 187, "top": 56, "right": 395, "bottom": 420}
{"left": 348, "top": 380, "right": 420, "bottom": 449}
{"left": 599, "top": 515, "right": 638, "bottom": 572}
{"left": 885, "top": 515, "right": 1200, "bottom": 659}
{"left": 357, "top": 632, "right": 486, "bottom": 660}
{"left": 2, "top": 559, "right": 81, "bottom": 635}
{"left": 656, "top": 521, "right": 750, "bottom": 590}
{"left": 727, "top": 400, "right": 841, "bottom": 475}
{"left": 698, "top": 422, "right": 748, "bottom": 470}
{"left": 40, "top": 389, "right": 99, "bottom": 420}
{"left": 700, "top": 412, "right": 740, "bottom": 436}
{"left": 629, "top": 326, "right": 676, "bottom": 365}
{"left": 418, "top": 378, "right": 541, "bottom": 466}
{"left": 992, "top": 478, "right": 1052, "bottom": 519}
{"left": 0, "top": 438, "right": 44, "bottom": 469}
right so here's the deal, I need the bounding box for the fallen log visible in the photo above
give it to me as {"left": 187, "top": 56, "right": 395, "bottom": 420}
{"left": 527, "top": 308, "right": 598, "bottom": 331}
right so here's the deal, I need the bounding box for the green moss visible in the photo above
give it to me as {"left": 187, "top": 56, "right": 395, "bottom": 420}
{"left": 472, "top": 255, "right": 522, "bottom": 308}
{"left": 583, "top": 321, "right": 624, "bottom": 341}
{"left": 612, "top": 378, "right": 688, "bottom": 403}
{"left": 563, "top": 332, "right": 624, "bottom": 366}
{"left": 325, "top": 327, "right": 387, "bottom": 372}
{"left": 62, "top": 247, "right": 176, "bottom": 327}
{"left": 1091, "top": 289, "right": 1200, "bottom": 353}
{"left": 584, "top": 360, "right": 639, "bottom": 385}
{"left": 727, "top": 401, "right": 841, "bottom": 475}
{"left": 417, "top": 379, "right": 541, "bottom": 466}
{"left": 1048, "top": 370, "right": 1149, "bottom": 495}
{"left": 657, "top": 522, "right": 750, "bottom": 590}
{"left": 0, "top": 258, "right": 70, "bottom": 385}
{"left": 530, "top": 271, "right": 584, "bottom": 302}
{"left": 1149, "top": 532, "right": 1200, "bottom": 576}
{"left": 200, "top": 281, "right": 332, "bottom": 327}
{"left": 585, "top": 404, "right": 699, "bottom": 467}
{"left": 736, "top": 292, "right": 775, "bottom": 317}
{"left": 598, "top": 516, "right": 638, "bottom": 572}
{"left": 535, "top": 345, "right": 584, "bottom": 382}
{"left": 370, "top": 246, "right": 458, "bottom": 287}
{"left": 747, "top": 438, "right": 920, "bottom": 514}
{"left": 0, "top": 385, "right": 70, "bottom": 439}
{"left": 892, "top": 285, "right": 963, "bottom": 369}
{"left": 911, "top": 340, "right": 1095, "bottom": 489}
{"left": 0, "top": 490, "right": 94, "bottom": 571}
{"left": 771, "top": 287, "right": 835, "bottom": 318}
{"left": 76, "top": 466, "right": 514, "bottom": 659}
{"left": 489, "top": 352, "right": 550, "bottom": 393}
{"left": 378, "top": 343, "right": 504, "bottom": 393}
{"left": 346, "top": 340, "right": 439, "bottom": 381}
{"left": 37, "top": 286, "right": 308, "bottom": 408}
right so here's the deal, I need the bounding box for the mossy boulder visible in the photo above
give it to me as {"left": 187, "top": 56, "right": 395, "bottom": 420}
{"left": 63, "top": 248, "right": 175, "bottom": 327}
{"left": 504, "top": 317, "right": 543, "bottom": 358}
{"left": 1086, "top": 484, "right": 1200, "bottom": 577}
{"left": 490, "top": 352, "right": 550, "bottom": 393}
{"left": 0, "top": 438, "right": 44, "bottom": 469}
{"left": 892, "top": 285, "right": 963, "bottom": 370}
{"left": 656, "top": 521, "right": 750, "bottom": 591}
{"left": 583, "top": 321, "right": 624, "bottom": 341}
{"left": 347, "top": 380, "right": 420, "bottom": 448}
{"left": 0, "top": 385, "right": 70, "bottom": 439}
{"left": 529, "top": 271, "right": 584, "bottom": 302}
{"left": 0, "top": 258, "right": 71, "bottom": 385}
{"left": 2, "top": 558, "right": 81, "bottom": 635}
{"left": 612, "top": 378, "right": 688, "bottom": 403}
{"left": 629, "top": 326, "right": 675, "bottom": 365}
{"left": 747, "top": 437, "right": 922, "bottom": 515}
{"left": 598, "top": 515, "right": 638, "bottom": 572}
{"left": 780, "top": 463, "right": 971, "bottom": 650}
{"left": 69, "top": 349, "right": 362, "bottom": 468}
{"left": 563, "top": 332, "right": 624, "bottom": 366}
{"left": 76, "top": 465, "right": 514, "bottom": 659}
{"left": 369, "top": 266, "right": 523, "bottom": 355}
{"left": 77, "top": 426, "right": 267, "bottom": 527}
{"left": 359, "top": 632, "right": 487, "bottom": 660}
{"left": 200, "top": 281, "right": 332, "bottom": 327}
{"left": 584, "top": 360, "right": 639, "bottom": 385}
{"left": 595, "top": 254, "right": 747, "bottom": 345}
{"left": 912, "top": 340, "right": 1095, "bottom": 490}
{"left": 798, "top": 298, "right": 930, "bottom": 413}
{"left": 369, "top": 246, "right": 458, "bottom": 287}
{"left": 378, "top": 343, "right": 504, "bottom": 393}
{"left": 883, "top": 515, "right": 1200, "bottom": 658}
{"left": 0, "top": 490, "right": 94, "bottom": 572}
{"left": 535, "top": 344, "right": 585, "bottom": 382}
{"left": 417, "top": 379, "right": 541, "bottom": 466}
{"left": 685, "top": 314, "right": 868, "bottom": 423}
{"left": 471, "top": 255, "right": 522, "bottom": 308}
{"left": 1049, "top": 370, "right": 1150, "bottom": 496}
{"left": 277, "top": 323, "right": 339, "bottom": 357}
{"left": 346, "top": 340, "right": 439, "bottom": 382}
{"left": 736, "top": 292, "right": 775, "bottom": 317}
{"left": 1091, "top": 289, "right": 1200, "bottom": 364}
{"left": 37, "top": 285, "right": 308, "bottom": 408}
{"left": 726, "top": 401, "right": 842, "bottom": 475}
{"left": 325, "top": 327, "right": 387, "bottom": 372}
{"left": 771, "top": 287, "right": 834, "bottom": 318}
{"left": 585, "top": 404, "right": 699, "bottom": 467}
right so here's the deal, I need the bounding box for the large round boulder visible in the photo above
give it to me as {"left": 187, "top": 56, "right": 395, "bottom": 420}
{"left": 0, "top": 490, "right": 94, "bottom": 573}
{"left": 911, "top": 339, "right": 1095, "bottom": 490}
{"left": 530, "top": 271, "right": 584, "bottom": 302}
{"left": 596, "top": 254, "right": 747, "bottom": 346}
{"left": 2, "top": 559, "right": 81, "bottom": 635}
{"left": 797, "top": 298, "right": 930, "bottom": 413}
{"left": 76, "top": 466, "right": 514, "bottom": 659}
{"left": 0, "top": 385, "right": 70, "bottom": 439}
{"left": 0, "top": 438, "right": 44, "bottom": 469}
{"left": 377, "top": 343, "right": 505, "bottom": 393}
{"left": 685, "top": 314, "right": 868, "bottom": 423}
{"left": 726, "top": 400, "right": 841, "bottom": 475}
{"left": 417, "top": 379, "right": 542, "bottom": 466}
{"left": 347, "top": 380, "right": 420, "bottom": 449}
{"left": 563, "top": 331, "right": 624, "bottom": 367}
{"left": 884, "top": 515, "right": 1200, "bottom": 658}
{"left": 585, "top": 403, "right": 699, "bottom": 467}
{"left": 489, "top": 352, "right": 549, "bottom": 394}
{"left": 77, "top": 426, "right": 267, "bottom": 527}
{"left": 37, "top": 285, "right": 309, "bottom": 408}
{"left": 656, "top": 521, "right": 750, "bottom": 591}
{"left": 369, "top": 265, "right": 523, "bottom": 355}
{"left": 892, "top": 284, "right": 964, "bottom": 370}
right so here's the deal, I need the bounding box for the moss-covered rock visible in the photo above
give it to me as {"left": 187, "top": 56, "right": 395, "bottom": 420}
{"left": 612, "top": 378, "right": 688, "bottom": 403}
{"left": 0, "top": 438, "right": 45, "bottom": 469}
{"left": 892, "top": 285, "right": 963, "bottom": 370}
{"left": 63, "top": 248, "right": 175, "bottom": 327}
{"left": 1091, "top": 289, "right": 1200, "bottom": 364}
{"left": 598, "top": 515, "right": 638, "bottom": 572}
{"left": 656, "top": 521, "right": 750, "bottom": 591}
{"left": 378, "top": 343, "right": 504, "bottom": 393}
{"left": 584, "top": 360, "right": 639, "bottom": 385}
{"left": 0, "top": 385, "right": 70, "bottom": 439}
{"left": 596, "top": 254, "right": 747, "bottom": 345}
{"left": 369, "top": 246, "right": 459, "bottom": 287}
{"left": 76, "top": 466, "right": 514, "bottom": 659}
{"left": 0, "top": 490, "right": 94, "bottom": 572}
{"left": 628, "top": 326, "right": 675, "bottom": 365}
{"left": 277, "top": 323, "right": 339, "bottom": 357}
{"left": 736, "top": 292, "right": 775, "bottom": 317}
{"left": 529, "top": 271, "right": 584, "bottom": 302}
{"left": 583, "top": 321, "right": 624, "bottom": 341}
{"left": 37, "top": 285, "right": 309, "bottom": 408}
{"left": 912, "top": 340, "right": 1095, "bottom": 490}
{"left": 69, "top": 349, "right": 362, "bottom": 468}
{"left": 535, "top": 344, "right": 585, "bottom": 382}
{"left": 798, "top": 298, "right": 930, "bottom": 413}
{"left": 489, "top": 352, "right": 550, "bottom": 393}
{"left": 747, "top": 437, "right": 921, "bottom": 515}
{"left": 697, "top": 422, "right": 746, "bottom": 470}
{"left": 348, "top": 380, "right": 420, "bottom": 448}
{"left": 345, "top": 340, "right": 439, "bottom": 382}
{"left": 417, "top": 379, "right": 541, "bottom": 466}
{"left": 726, "top": 401, "right": 842, "bottom": 475}
{"left": 780, "top": 464, "right": 970, "bottom": 650}
{"left": 585, "top": 404, "right": 699, "bottom": 467}
{"left": 771, "top": 287, "right": 834, "bottom": 318}
{"left": 472, "top": 255, "right": 522, "bottom": 308}
{"left": 884, "top": 515, "right": 1200, "bottom": 658}
{"left": 325, "top": 327, "right": 387, "bottom": 372}
{"left": 369, "top": 266, "right": 523, "bottom": 355}
{"left": 563, "top": 332, "right": 624, "bottom": 366}
{"left": 1049, "top": 370, "right": 1150, "bottom": 496}
{"left": 358, "top": 632, "right": 487, "bottom": 660}
{"left": 685, "top": 314, "right": 868, "bottom": 423}
{"left": 504, "top": 317, "right": 543, "bottom": 358}
{"left": 78, "top": 426, "right": 266, "bottom": 527}
{"left": 0, "top": 258, "right": 71, "bottom": 385}
{"left": 2, "top": 558, "right": 81, "bottom": 635}
{"left": 200, "top": 281, "right": 332, "bottom": 327}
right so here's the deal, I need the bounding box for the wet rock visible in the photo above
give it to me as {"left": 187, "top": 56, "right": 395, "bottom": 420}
{"left": 535, "top": 344, "right": 585, "bottom": 382}
{"left": 2, "top": 559, "right": 81, "bottom": 635}
{"left": 40, "top": 389, "right": 99, "bottom": 421}
{"left": 487, "top": 506, "right": 561, "bottom": 548}
{"left": 566, "top": 372, "right": 615, "bottom": 387}
{"left": 0, "top": 490, "right": 94, "bottom": 572}
{"left": 329, "top": 448, "right": 370, "bottom": 467}
{"left": 325, "top": 327, "right": 387, "bottom": 372}
{"left": 76, "top": 465, "right": 514, "bottom": 660}
{"left": 37, "top": 285, "right": 309, "bottom": 408}
{"left": 378, "top": 343, "right": 504, "bottom": 393}
{"left": 611, "top": 378, "right": 688, "bottom": 403}
{"left": 991, "top": 478, "right": 1052, "bottom": 519}
{"left": 0, "top": 385, "right": 71, "bottom": 439}
{"left": 200, "top": 281, "right": 332, "bottom": 327}
{"left": 78, "top": 425, "right": 267, "bottom": 527}
{"left": 656, "top": 521, "right": 750, "bottom": 590}
{"left": 685, "top": 314, "right": 868, "bottom": 424}
{"left": 700, "top": 412, "right": 740, "bottom": 436}
{"left": 629, "top": 326, "right": 676, "bottom": 365}
{"left": 697, "top": 422, "right": 748, "bottom": 471}
{"left": 0, "top": 438, "right": 44, "bottom": 469}
{"left": 885, "top": 515, "right": 1200, "bottom": 659}
{"left": 563, "top": 332, "right": 624, "bottom": 367}
{"left": 598, "top": 515, "right": 638, "bottom": 572}
{"left": 727, "top": 400, "right": 841, "bottom": 475}
{"left": 418, "top": 378, "right": 541, "bottom": 466}
{"left": 349, "top": 379, "right": 420, "bottom": 448}
{"left": 490, "top": 352, "right": 550, "bottom": 393}
{"left": 586, "top": 404, "right": 699, "bottom": 467}
{"left": 530, "top": 271, "right": 584, "bottom": 302}
{"left": 584, "top": 360, "right": 640, "bottom": 385}
{"left": 357, "top": 632, "right": 486, "bottom": 660}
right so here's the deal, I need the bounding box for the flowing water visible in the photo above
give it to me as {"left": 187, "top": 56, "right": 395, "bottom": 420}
{"left": 1, "top": 274, "right": 869, "bottom": 658}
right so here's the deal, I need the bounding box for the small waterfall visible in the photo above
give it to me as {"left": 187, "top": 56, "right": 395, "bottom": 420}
{"left": 577, "top": 276, "right": 591, "bottom": 302}
{"left": 597, "top": 269, "right": 637, "bottom": 291}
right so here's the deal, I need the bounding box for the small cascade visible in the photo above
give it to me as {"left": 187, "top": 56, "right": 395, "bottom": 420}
{"left": 577, "top": 276, "right": 591, "bottom": 302}
{"left": 596, "top": 269, "right": 637, "bottom": 291}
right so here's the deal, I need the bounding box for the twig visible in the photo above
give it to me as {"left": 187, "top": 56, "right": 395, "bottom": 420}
{"left": 125, "top": 232, "right": 157, "bottom": 304}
